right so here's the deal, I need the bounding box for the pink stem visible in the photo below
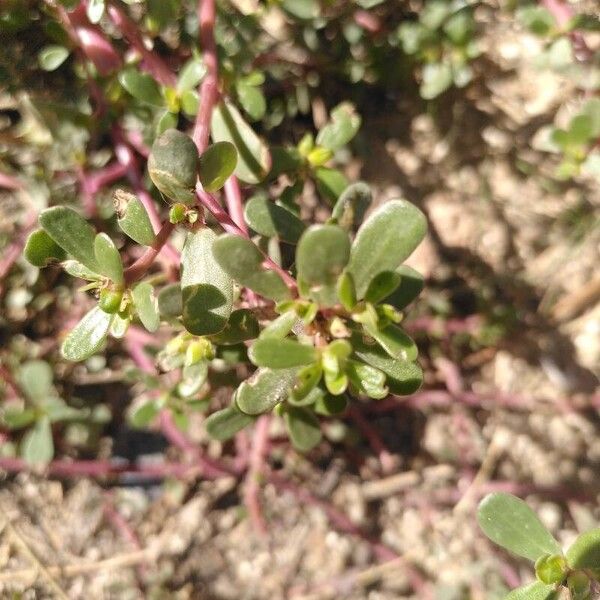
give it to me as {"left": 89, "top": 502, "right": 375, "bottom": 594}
{"left": 86, "top": 161, "right": 128, "bottom": 194}
{"left": 106, "top": 3, "right": 176, "bottom": 87}
{"left": 224, "top": 176, "right": 247, "bottom": 234}
{"left": 124, "top": 221, "right": 175, "bottom": 284}
{"left": 243, "top": 415, "right": 270, "bottom": 535}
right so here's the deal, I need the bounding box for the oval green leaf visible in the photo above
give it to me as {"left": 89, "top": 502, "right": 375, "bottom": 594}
{"left": 284, "top": 406, "right": 322, "bottom": 452}
{"left": 115, "top": 191, "right": 156, "bottom": 246}
{"left": 347, "top": 200, "right": 427, "bottom": 299}
{"left": 249, "top": 338, "right": 317, "bottom": 369}
{"left": 477, "top": 493, "right": 562, "bottom": 561}
{"left": 383, "top": 265, "right": 424, "bottom": 310}
{"left": 212, "top": 234, "right": 291, "bottom": 302}
{"left": 198, "top": 141, "right": 238, "bottom": 192}
{"left": 132, "top": 282, "right": 160, "bottom": 332}
{"left": 316, "top": 102, "right": 361, "bottom": 151}
{"left": 61, "top": 306, "right": 113, "bottom": 362}
{"left": 21, "top": 416, "right": 54, "bottom": 465}
{"left": 364, "top": 271, "right": 402, "bottom": 304}
{"left": 38, "top": 45, "right": 69, "bottom": 71}
{"left": 296, "top": 224, "right": 350, "bottom": 307}
{"left": 39, "top": 206, "right": 99, "bottom": 272}
{"left": 211, "top": 100, "right": 271, "bottom": 184}
{"left": 18, "top": 360, "right": 54, "bottom": 402}
{"left": 210, "top": 308, "right": 259, "bottom": 345}
{"left": 314, "top": 167, "right": 348, "bottom": 205}
{"left": 119, "top": 68, "right": 164, "bottom": 107}
{"left": 235, "top": 367, "right": 298, "bottom": 415}
{"left": 566, "top": 528, "right": 600, "bottom": 569}
{"left": 94, "top": 233, "right": 123, "bottom": 284}
{"left": 205, "top": 404, "right": 255, "bottom": 441}
{"left": 181, "top": 228, "right": 233, "bottom": 336}
{"left": 24, "top": 229, "right": 66, "bottom": 267}
{"left": 244, "top": 196, "right": 306, "bottom": 243}
{"left": 504, "top": 582, "right": 559, "bottom": 600}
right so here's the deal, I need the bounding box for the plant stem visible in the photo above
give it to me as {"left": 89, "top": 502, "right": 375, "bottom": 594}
{"left": 224, "top": 175, "right": 247, "bottom": 234}
{"left": 243, "top": 415, "right": 270, "bottom": 535}
{"left": 124, "top": 220, "right": 175, "bottom": 284}
{"left": 106, "top": 2, "right": 176, "bottom": 86}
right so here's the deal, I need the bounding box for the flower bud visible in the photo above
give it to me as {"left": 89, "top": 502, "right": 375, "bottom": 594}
{"left": 99, "top": 288, "right": 123, "bottom": 314}
{"left": 148, "top": 129, "right": 199, "bottom": 205}
{"left": 534, "top": 554, "right": 567, "bottom": 585}
{"left": 169, "top": 203, "right": 187, "bottom": 224}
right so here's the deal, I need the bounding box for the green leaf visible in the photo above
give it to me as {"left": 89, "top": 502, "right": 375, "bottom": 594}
{"left": 177, "top": 361, "right": 208, "bottom": 398}
{"left": 86, "top": 0, "right": 105, "bottom": 23}
{"left": 477, "top": 493, "right": 562, "bottom": 561}
{"left": 316, "top": 103, "right": 361, "bottom": 151}
{"left": 38, "top": 45, "right": 69, "bottom": 71}
{"left": 249, "top": 338, "right": 317, "bottom": 369}
{"left": 119, "top": 68, "right": 164, "bottom": 107}
{"left": 115, "top": 191, "right": 156, "bottom": 246}
{"left": 347, "top": 200, "right": 427, "bottom": 299}
{"left": 235, "top": 367, "right": 298, "bottom": 415}
{"left": 39, "top": 206, "right": 99, "bottom": 272}
{"left": 1, "top": 408, "right": 36, "bottom": 430}
{"left": 582, "top": 98, "right": 600, "bottom": 138}
{"left": 156, "top": 110, "right": 179, "bottom": 135}
{"left": 129, "top": 400, "right": 160, "bottom": 428}
{"left": 284, "top": 406, "right": 322, "bottom": 452}
{"left": 365, "top": 323, "right": 418, "bottom": 362}
{"left": 314, "top": 392, "right": 347, "bottom": 415}
{"left": 177, "top": 58, "right": 207, "bottom": 93}
{"left": 236, "top": 82, "right": 267, "bottom": 121}
{"left": 211, "top": 100, "right": 271, "bottom": 184}
{"left": 420, "top": 62, "right": 453, "bottom": 99}
{"left": 331, "top": 181, "right": 372, "bottom": 232}
{"left": 132, "top": 282, "right": 160, "bottom": 332}
{"left": 244, "top": 196, "right": 306, "bottom": 243}
{"left": 210, "top": 308, "right": 259, "bottom": 345}
{"left": 61, "top": 306, "right": 113, "bottom": 362}
{"left": 148, "top": 129, "right": 199, "bottom": 204}
{"left": 21, "top": 417, "right": 54, "bottom": 465}
{"left": 350, "top": 331, "right": 423, "bottom": 395}
{"left": 336, "top": 270, "right": 357, "bottom": 310}
{"left": 181, "top": 228, "right": 233, "bottom": 336}
{"left": 517, "top": 6, "right": 556, "bottom": 36}
{"left": 94, "top": 233, "right": 123, "bottom": 284}
{"left": 291, "top": 363, "right": 322, "bottom": 401}
{"left": 180, "top": 91, "right": 199, "bottom": 117}
{"left": 566, "top": 528, "right": 600, "bottom": 569}
{"left": 314, "top": 167, "right": 348, "bottom": 205}
{"left": 420, "top": 0, "right": 451, "bottom": 29}
{"left": 198, "top": 141, "right": 238, "bottom": 192}
{"left": 44, "top": 398, "right": 85, "bottom": 422}
{"left": 346, "top": 360, "right": 388, "bottom": 399}
{"left": 157, "top": 283, "right": 183, "bottom": 318}
{"left": 110, "top": 313, "right": 130, "bottom": 338}
{"left": 18, "top": 360, "right": 54, "bottom": 402}
{"left": 383, "top": 265, "right": 424, "bottom": 310}
{"left": 296, "top": 224, "right": 351, "bottom": 307}
{"left": 24, "top": 229, "right": 66, "bottom": 267}
{"left": 259, "top": 310, "right": 298, "bottom": 339}
{"left": 281, "top": 0, "right": 320, "bottom": 20}
{"left": 364, "top": 271, "right": 402, "bottom": 304}
{"left": 205, "top": 404, "right": 254, "bottom": 441}
{"left": 504, "top": 582, "right": 559, "bottom": 600}
{"left": 62, "top": 260, "right": 101, "bottom": 281}
{"left": 212, "top": 234, "right": 291, "bottom": 302}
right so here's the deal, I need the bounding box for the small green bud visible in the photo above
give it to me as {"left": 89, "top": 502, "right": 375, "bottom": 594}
{"left": 169, "top": 203, "right": 187, "bottom": 224}
{"left": 148, "top": 129, "right": 199, "bottom": 204}
{"left": 163, "top": 87, "right": 180, "bottom": 113}
{"left": 568, "top": 572, "right": 592, "bottom": 600}
{"left": 535, "top": 554, "right": 567, "bottom": 585}
{"left": 307, "top": 146, "right": 333, "bottom": 167}
{"left": 99, "top": 288, "right": 123, "bottom": 314}
{"left": 185, "top": 338, "right": 214, "bottom": 366}
{"left": 297, "top": 132, "right": 314, "bottom": 157}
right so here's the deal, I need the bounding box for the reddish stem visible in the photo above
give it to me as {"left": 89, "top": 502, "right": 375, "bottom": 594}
{"left": 106, "top": 3, "right": 176, "bottom": 87}
{"left": 224, "top": 176, "right": 247, "bottom": 234}
{"left": 243, "top": 415, "right": 270, "bottom": 535}
{"left": 124, "top": 220, "right": 175, "bottom": 284}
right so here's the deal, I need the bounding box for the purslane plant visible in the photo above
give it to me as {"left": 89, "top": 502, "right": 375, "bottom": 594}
{"left": 478, "top": 493, "right": 600, "bottom": 599}
{"left": 23, "top": 121, "right": 426, "bottom": 454}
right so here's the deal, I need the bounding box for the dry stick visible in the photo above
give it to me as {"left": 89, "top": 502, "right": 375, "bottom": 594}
{"left": 0, "top": 549, "right": 153, "bottom": 583}
{"left": 0, "top": 504, "right": 70, "bottom": 600}
{"left": 243, "top": 415, "right": 270, "bottom": 535}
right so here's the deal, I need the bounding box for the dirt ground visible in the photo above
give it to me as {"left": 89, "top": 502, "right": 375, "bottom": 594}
{"left": 0, "top": 6, "right": 599, "bottom": 600}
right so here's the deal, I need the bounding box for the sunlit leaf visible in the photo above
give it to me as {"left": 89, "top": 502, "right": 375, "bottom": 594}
{"left": 365, "top": 322, "right": 418, "bottom": 361}
{"left": 86, "top": 0, "right": 105, "bottom": 23}
{"left": 177, "top": 361, "right": 208, "bottom": 397}
{"left": 181, "top": 228, "right": 233, "bottom": 335}
{"left": 331, "top": 181, "right": 372, "bottom": 232}
{"left": 236, "top": 81, "right": 266, "bottom": 121}
{"left": 119, "top": 68, "right": 164, "bottom": 107}
{"left": 314, "top": 167, "right": 348, "bottom": 204}
{"left": 61, "top": 306, "right": 113, "bottom": 362}
{"left": 132, "top": 282, "right": 160, "bottom": 332}
{"left": 566, "top": 528, "right": 600, "bottom": 570}
{"left": 420, "top": 62, "right": 453, "bottom": 99}
{"left": 477, "top": 493, "right": 562, "bottom": 561}
{"left": 129, "top": 400, "right": 160, "bottom": 428}
{"left": 235, "top": 367, "right": 298, "bottom": 415}
{"left": 198, "top": 141, "right": 238, "bottom": 192}
{"left": 205, "top": 404, "right": 255, "bottom": 441}
{"left": 211, "top": 100, "right": 271, "bottom": 184}
{"left": 177, "top": 58, "right": 206, "bottom": 93}
{"left": 364, "top": 271, "right": 402, "bottom": 304}
{"left": 38, "top": 45, "right": 69, "bottom": 71}
{"left": 39, "top": 206, "right": 99, "bottom": 272}
{"left": 316, "top": 102, "right": 361, "bottom": 151}
{"left": 504, "top": 582, "right": 559, "bottom": 600}
{"left": 115, "top": 190, "right": 156, "bottom": 246}
{"left": 244, "top": 196, "right": 306, "bottom": 243}
{"left": 24, "top": 229, "right": 66, "bottom": 267}
{"left": 94, "top": 233, "right": 123, "bottom": 284}
{"left": 284, "top": 406, "right": 322, "bottom": 451}
{"left": 347, "top": 200, "right": 427, "bottom": 299}
{"left": 259, "top": 310, "right": 298, "bottom": 339}
{"left": 249, "top": 338, "right": 317, "bottom": 368}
